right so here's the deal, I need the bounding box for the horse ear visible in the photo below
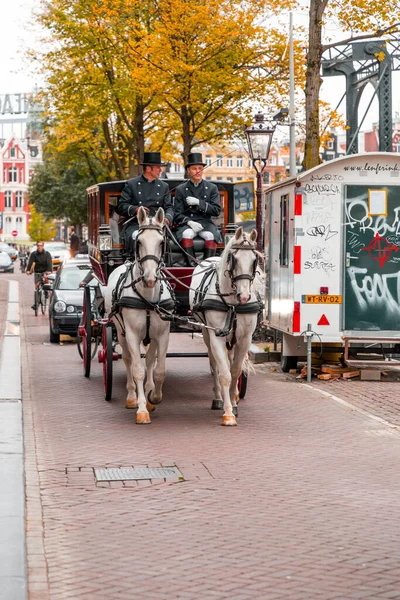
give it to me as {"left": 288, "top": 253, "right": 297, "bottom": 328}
{"left": 235, "top": 226, "right": 243, "bottom": 240}
{"left": 155, "top": 207, "right": 165, "bottom": 226}
{"left": 137, "top": 206, "right": 148, "bottom": 225}
{"left": 249, "top": 229, "right": 258, "bottom": 243}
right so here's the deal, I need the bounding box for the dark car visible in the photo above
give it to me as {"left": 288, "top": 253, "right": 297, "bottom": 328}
{"left": 0, "top": 251, "right": 14, "bottom": 273}
{"left": 48, "top": 256, "right": 97, "bottom": 343}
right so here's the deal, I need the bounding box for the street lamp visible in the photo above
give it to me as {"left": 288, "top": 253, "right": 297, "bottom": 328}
{"left": 244, "top": 112, "right": 276, "bottom": 251}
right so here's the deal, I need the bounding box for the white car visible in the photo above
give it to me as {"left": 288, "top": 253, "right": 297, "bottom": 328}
{"left": 44, "top": 242, "right": 71, "bottom": 270}
{"left": 0, "top": 251, "right": 14, "bottom": 273}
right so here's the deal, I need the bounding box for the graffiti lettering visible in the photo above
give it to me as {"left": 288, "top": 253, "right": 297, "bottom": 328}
{"left": 304, "top": 260, "right": 335, "bottom": 273}
{"left": 347, "top": 232, "right": 364, "bottom": 254}
{"left": 346, "top": 196, "right": 400, "bottom": 237}
{"left": 309, "top": 246, "right": 331, "bottom": 260}
{"left": 304, "top": 183, "right": 340, "bottom": 195}
{"left": 307, "top": 224, "right": 338, "bottom": 241}
{"left": 348, "top": 267, "right": 400, "bottom": 314}
{"left": 310, "top": 174, "right": 344, "bottom": 181}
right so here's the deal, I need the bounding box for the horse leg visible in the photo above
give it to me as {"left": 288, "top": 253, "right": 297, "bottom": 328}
{"left": 115, "top": 322, "right": 137, "bottom": 409}
{"left": 147, "top": 322, "right": 169, "bottom": 410}
{"left": 144, "top": 341, "right": 157, "bottom": 411}
{"left": 124, "top": 319, "right": 150, "bottom": 424}
{"left": 229, "top": 345, "right": 250, "bottom": 418}
{"left": 208, "top": 333, "right": 236, "bottom": 426}
{"left": 203, "top": 328, "right": 223, "bottom": 410}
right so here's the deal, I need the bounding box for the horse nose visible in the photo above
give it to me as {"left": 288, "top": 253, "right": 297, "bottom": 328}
{"left": 237, "top": 292, "right": 250, "bottom": 304}
{"left": 147, "top": 278, "right": 156, "bottom": 289}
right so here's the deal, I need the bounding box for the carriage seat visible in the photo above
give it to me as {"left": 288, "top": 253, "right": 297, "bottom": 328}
{"left": 166, "top": 237, "right": 205, "bottom": 267}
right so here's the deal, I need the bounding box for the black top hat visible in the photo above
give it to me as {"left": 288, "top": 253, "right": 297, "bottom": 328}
{"left": 185, "top": 152, "right": 206, "bottom": 169}
{"left": 140, "top": 151, "right": 167, "bottom": 166}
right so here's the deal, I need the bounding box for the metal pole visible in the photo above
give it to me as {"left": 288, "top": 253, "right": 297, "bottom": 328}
{"left": 289, "top": 11, "right": 296, "bottom": 177}
{"left": 255, "top": 169, "right": 263, "bottom": 252}
{"left": 306, "top": 323, "right": 313, "bottom": 383}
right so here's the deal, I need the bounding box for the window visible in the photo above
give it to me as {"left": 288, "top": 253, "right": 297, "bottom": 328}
{"left": 279, "top": 194, "right": 289, "bottom": 267}
{"left": 16, "top": 191, "right": 23, "bottom": 208}
{"left": 275, "top": 172, "right": 282, "bottom": 182}
{"left": 269, "top": 155, "right": 277, "bottom": 166}
{"left": 5, "top": 191, "right": 12, "bottom": 208}
{"left": 16, "top": 217, "right": 23, "bottom": 226}
{"left": 216, "top": 155, "right": 223, "bottom": 167}
{"left": 227, "top": 177, "right": 233, "bottom": 182}
{"left": 394, "top": 142, "right": 400, "bottom": 153}
{"left": 236, "top": 177, "right": 243, "bottom": 181}
{"left": 10, "top": 147, "right": 16, "bottom": 158}
{"left": 236, "top": 156, "right": 243, "bottom": 168}
{"left": 5, "top": 217, "right": 12, "bottom": 234}
{"left": 226, "top": 157, "right": 233, "bottom": 168}
{"left": 263, "top": 172, "right": 270, "bottom": 184}
{"left": 217, "top": 176, "right": 223, "bottom": 181}
{"left": 205, "top": 155, "right": 212, "bottom": 167}
{"left": 9, "top": 167, "right": 17, "bottom": 182}
{"left": 206, "top": 176, "right": 212, "bottom": 180}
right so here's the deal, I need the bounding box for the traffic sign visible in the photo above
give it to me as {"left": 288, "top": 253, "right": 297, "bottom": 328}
{"left": 11, "top": 230, "right": 18, "bottom": 237}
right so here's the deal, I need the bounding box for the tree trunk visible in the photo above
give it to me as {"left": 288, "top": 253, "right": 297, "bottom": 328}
{"left": 303, "top": 0, "right": 327, "bottom": 171}
{"left": 180, "top": 105, "right": 192, "bottom": 169}
{"left": 132, "top": 103, "right": 145, "bottom": 177}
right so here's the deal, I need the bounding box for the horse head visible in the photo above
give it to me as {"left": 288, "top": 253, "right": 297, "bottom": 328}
{"left": 136, "top": 207, "right": 165, "bottom": 288}
{"left": 225, "top": 227, "right": 258, "bottom": 304}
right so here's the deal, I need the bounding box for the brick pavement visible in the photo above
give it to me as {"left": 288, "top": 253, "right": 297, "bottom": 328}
{"left": 15, "top": 269, "right": 400, "bottom": 599}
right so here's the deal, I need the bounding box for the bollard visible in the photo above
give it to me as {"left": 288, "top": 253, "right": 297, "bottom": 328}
{"left": 306, "top": 324, "right": 313, "bottom": 383}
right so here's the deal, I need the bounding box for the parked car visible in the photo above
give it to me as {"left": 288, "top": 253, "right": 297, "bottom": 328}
{"left": 0, "top": 251, "right": 14, "bottom": 273}
{"left": 0, "top": 242, "right": 17, "bottom": 261}
{"left": 44, "top": 242, "right": 71, "bottom": 270}
{"left": 48, "top": 256, "right": 97, "bottom": 343}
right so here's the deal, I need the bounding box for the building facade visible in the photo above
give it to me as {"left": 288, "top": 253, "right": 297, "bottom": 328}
{"left": 0, "top": 92, "right": 42, "bottom": 244}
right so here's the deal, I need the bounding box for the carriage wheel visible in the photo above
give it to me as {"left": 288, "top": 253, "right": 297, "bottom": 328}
{"left": 82, "top": 286, "right": 93, "bottom": 378}
{"left": 238, "top": 372, "right": 248, "bottom": 399}
{"left": 103, "top": 326, "right": 113, "bottom": 401}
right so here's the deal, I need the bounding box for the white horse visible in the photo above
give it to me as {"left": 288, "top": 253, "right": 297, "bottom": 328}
{"left": 189, "top": 227, "right": 261, "bottom": 426}
{"left": 104, "top": 207, "right": 173, "bottom": 424}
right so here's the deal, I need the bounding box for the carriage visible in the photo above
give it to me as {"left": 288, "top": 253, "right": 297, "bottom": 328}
{"left": 79, "top": 178, "right": 250, "bottom": 404}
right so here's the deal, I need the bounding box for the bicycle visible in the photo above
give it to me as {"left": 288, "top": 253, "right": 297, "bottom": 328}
{"left": 33, "top": 275, "right": 50, "bottom": 316}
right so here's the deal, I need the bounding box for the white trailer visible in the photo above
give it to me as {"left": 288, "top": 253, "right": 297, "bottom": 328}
{"left": 265, "top": 152, "right": 400, "bottom": 371}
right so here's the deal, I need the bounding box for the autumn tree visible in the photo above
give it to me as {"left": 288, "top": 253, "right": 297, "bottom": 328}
{"left": 32, "top": 0, "right": 298, "bottom": 176}
{"left": 27, "top": 205, "right": 57, "bottom": 242}
{"left": 303, "top": 0, "right": 400, "bottom": 170}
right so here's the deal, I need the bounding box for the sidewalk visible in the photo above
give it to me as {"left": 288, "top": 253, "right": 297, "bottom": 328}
{"left": 0, "top": 278, "right": 26, "bottom": 600}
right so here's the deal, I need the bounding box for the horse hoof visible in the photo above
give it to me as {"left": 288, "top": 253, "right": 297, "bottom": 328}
{"left": 232, "top": 406, "right": 238, "bottom": 418}
{"left": 136, "top": 412, "right": 151, "bottom": 424}
{"left": 126, "top": 397, "right": 138, "bottom": 409}
{"left": 221, "top": 415, "right": 237, "bottom": 426}
{"left": 146, "top": 401, "right": 156, "bottom": 413}
{"left": 147, "top": 390, "right": 162, "bottom": 405}
{"left": 211, "top": 399, "right": 223, "bottom": 410}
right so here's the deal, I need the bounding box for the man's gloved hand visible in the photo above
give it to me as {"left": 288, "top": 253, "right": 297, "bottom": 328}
{"left": 188, "top": 220, "right": 203, "bottom": 234}
{"left": 186, "top": 196, "right": 200, "bottom": 206}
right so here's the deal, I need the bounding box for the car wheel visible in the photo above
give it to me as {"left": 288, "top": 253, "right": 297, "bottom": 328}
{"left": 49, "top": 323, "right": 60, "bottom": 344}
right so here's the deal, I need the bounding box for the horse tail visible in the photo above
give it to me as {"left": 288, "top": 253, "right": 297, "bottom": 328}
{"left": 242, "top": 353, "right": 256, "bottom": 375}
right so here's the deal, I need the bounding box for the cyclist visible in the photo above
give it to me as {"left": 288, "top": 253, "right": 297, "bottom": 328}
{"left": 26, "top": 241, "right": 53, "bottom": 310}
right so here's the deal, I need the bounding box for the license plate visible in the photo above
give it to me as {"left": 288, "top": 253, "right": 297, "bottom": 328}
{"left": 302, "top": 295, "right": 342, "bottom": 304}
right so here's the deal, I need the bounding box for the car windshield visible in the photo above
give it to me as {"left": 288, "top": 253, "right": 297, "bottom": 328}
{"left": 57, "top": 265, "right": 92, "bottom": 290}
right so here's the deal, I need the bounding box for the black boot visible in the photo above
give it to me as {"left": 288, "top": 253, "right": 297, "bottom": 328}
{"left": 183, "top": 244, "right": 196, "bottom": 267}
{"left": 203, "top": 243, "right": 217, "bottom": 260}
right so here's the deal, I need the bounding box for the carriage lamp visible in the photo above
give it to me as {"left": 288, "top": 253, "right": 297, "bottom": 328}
{"left": 98, "top": 224, "right": 113, "bottom": 252}
{"left": 244, "top": 112, "right": 276, "bottom": 251}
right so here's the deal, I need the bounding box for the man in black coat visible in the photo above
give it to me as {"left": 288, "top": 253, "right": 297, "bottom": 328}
{"left": 174, "top": 153, "right": 222, "bottom": 265}
{"left": 116, "top": 152, "right": 174, "bottom": 253}
{"left": 26, "top": 241, "right": 53, "bottom": 310}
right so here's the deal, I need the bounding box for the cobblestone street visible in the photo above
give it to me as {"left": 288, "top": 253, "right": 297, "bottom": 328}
{"left": 3, "top": 273, "right": 400, "bottom": 599}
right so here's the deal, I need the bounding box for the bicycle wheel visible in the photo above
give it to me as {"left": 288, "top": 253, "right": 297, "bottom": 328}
{"left": 40, "top": 290, "right": 46, "bottom": 315}
{"left": 34, "top": 290, "right": 38, "bottom": 317}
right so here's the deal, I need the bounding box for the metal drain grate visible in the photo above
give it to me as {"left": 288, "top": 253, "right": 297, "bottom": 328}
{"left": 94, "top": 467, "right": 183, "bottom": 482}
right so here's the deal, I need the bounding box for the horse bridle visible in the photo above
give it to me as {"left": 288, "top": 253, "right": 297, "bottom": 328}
{"left": 135, "top": 219, "right": 166, "bottom": 275}
{"left": 226, "top": 235, "right": 258, "bottom": 288}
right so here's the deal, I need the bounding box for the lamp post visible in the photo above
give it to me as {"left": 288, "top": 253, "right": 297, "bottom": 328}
{"left": 244, "top": 112, "right": 276, "bottom": 251}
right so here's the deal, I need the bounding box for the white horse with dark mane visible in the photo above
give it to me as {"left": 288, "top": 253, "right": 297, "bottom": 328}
{"left": 189, "top": 227, "right": 262, "bottom": 426}
{"left": 104, "top": 207, "right": 174, "bottom": 424}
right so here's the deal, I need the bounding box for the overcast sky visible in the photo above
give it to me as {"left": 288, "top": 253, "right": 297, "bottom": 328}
{"left": 0, "top": 0, "right": 397, "bottom": 132}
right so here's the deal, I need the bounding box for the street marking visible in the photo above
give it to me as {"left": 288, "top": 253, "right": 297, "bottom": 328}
{"left": 302, "top": 383, "right": 400, "bottom": 436}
